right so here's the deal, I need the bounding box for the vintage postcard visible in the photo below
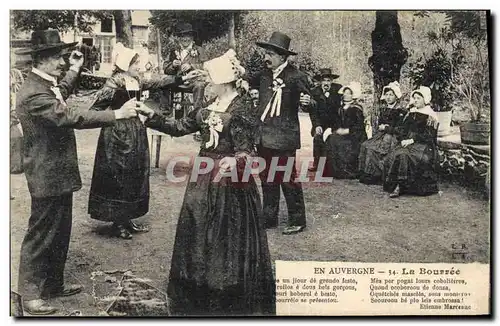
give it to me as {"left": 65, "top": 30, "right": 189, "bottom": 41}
{"left": 8, "top": 9, "right": 491, "bottom": 317}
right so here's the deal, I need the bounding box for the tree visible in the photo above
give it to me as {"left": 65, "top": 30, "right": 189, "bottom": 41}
{"left": 112, "top": 10, "right": 133, "bottom": 48}
{"left": 411, "top": 10, "right": 489, "bottom": 122}
{"left": 11, "top": 10, "right": 111, "bottom": 33}
{"left": 447, "top": 11, "right": 489, "bottom": 122}
{"left": 149, "top": 10, "right": 247, "bottom": 54}
{"left": 228, "top": 13, "right": 236, "bottom": 50}
{"left": 368, "top": 11, "right": 408, "bottom": 129}
{"left": 11, "top": 10, "right": 133, "bottom": 48}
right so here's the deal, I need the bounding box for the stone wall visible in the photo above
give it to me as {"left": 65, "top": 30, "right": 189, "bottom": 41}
{"left": 438, "top": 138, "right": 490, "bottom": 196}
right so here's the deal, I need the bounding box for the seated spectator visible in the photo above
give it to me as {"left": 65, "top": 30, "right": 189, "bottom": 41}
{"left": 249, "top": 88, "right": 259, "bottom": 108}
{"left": 383, "top": 86, "right": 440, "bottom": 198}
{"left": 308, "top": 68, "right": 342, "bottom": 172}
{"left": 323, "top": 81, "right": 367, "bottom": 179}
{"left": 359, "top": 81, "right": 407, "bottom": 184}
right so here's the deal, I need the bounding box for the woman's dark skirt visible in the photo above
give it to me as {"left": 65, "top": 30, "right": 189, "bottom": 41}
{"left": 383, "top": 143, "right": 439, "bottom": 196}
{"left": 167, "top": 156, "right": 276, "bottom": 316}
{"left": 325, "top": 134, "right": 362, "bottom": 179}
{"left": 88, "top": 117, "right": 150, "bottom": 223}
{"left": 358, "top": 132, "right": 398, "bottom": 184}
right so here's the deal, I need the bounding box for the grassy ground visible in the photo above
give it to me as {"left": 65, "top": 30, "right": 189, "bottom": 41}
{"left": 10, "top": 109, "right": 490, "bottom": 316}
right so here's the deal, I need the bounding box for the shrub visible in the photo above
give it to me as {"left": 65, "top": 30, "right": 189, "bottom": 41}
{"left": 407, "top": 49, "right": 454, "bottom": 112}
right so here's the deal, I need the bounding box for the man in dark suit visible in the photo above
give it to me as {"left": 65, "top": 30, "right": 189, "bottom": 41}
{"left": 309, "top": 68, "right": 343, "bottom": 171}
{"left": 249, "top": 88, "right": 260, "bottom": 108}
{"left": 252, "top": 32, "right": 315, "bottom": 235}
{"left": 163, "top": 22, "right": 207, "bottom": 111}
{"left": 15, "top": 30, "right": 138, "bottom": 315}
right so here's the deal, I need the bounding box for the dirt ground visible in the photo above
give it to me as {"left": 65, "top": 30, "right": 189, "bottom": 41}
{"left": 9, "top": 111, "right": 490, "bottom": 316}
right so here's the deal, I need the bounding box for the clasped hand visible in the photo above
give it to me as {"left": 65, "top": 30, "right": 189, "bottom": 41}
{"left": 378, "top": 124, "right": 388, "bottom": 131}
{"left": 299, "top": 93, "right": 311, "bottom": 106}
{"left": 336, "top": 128, "right": 349, "bottom": 135}
{"left": 182, "top": 69, "right": 207, "bottom": 84}
{"left": 401, "top": 139, "right": 414, "bottom": 147}
{"left": 134, "top": 101, "right": 156, "bottom": 118}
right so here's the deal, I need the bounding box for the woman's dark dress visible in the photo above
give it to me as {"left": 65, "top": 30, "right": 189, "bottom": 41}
{"left": 358, "top": 103, "right": 407, "bottom": 184}
{"left": 325, "top": 101, "right": 368, "bottom": 179}
{"left": 383, "top": 110, "right": 440, "bottom": 195}
{"left": 145, "top": 95, "right": 275, "bottom": 316}
{"left": 88, "top": 73, "right": 181, "bottom": 223}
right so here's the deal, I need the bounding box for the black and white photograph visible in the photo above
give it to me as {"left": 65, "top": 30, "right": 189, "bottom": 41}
{"left": 7, "top": 8, "right": 492, "bottom": 317}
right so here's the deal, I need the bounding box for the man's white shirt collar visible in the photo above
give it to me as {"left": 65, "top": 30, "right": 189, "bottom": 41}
{"left": 272, "top": 61, "right": 288, "bottom": 80}
{"left": 32, "top": 68, "right": 57, "bottom": 87}
{"left": 180, "top": 43, "right": 194, "bottom": 61}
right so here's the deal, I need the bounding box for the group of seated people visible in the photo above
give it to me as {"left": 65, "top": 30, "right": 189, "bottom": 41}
{"left": 158, "top": 23, "right": 440, "bottom": 200}
{"left": 308, "top": 74, "right": 440, "bottom": 199}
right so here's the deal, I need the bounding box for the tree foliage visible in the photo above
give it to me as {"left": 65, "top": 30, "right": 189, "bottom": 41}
{"left": 415, "top": 10, "right": 487, "bottom": 44}
{"left": 149, "top": 10, "right": 246, "bottom": 45}
{"left": 368, "top": 11, "right": 408, "bottom": 127}
{"left": 407, "top": 49, "right": 454, "bottom": 112}
{"left": 11, "top": 10, "right": 112, "bottom": 33}
{"left": 408, "top": 10, "right": 489, "bottom": 120}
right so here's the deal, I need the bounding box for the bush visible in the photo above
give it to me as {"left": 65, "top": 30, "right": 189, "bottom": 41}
{"left": 407, "top": 49, "right": 454, "bottom": 111}
{"left": 78, "top": 73, "right": 107, "bottom": 90}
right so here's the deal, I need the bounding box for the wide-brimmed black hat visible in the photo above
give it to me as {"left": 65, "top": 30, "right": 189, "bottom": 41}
{"left": 315, "top": 68, "right": 340, "bottom": 80}
{"left": 175, "top": 22, "right": 195, "bottom": 36}
{"left": 256, "top": 31, "right": 297, "bottom": 56}
{"left": 15, "top": 30, "right": 77, "bottom": 55}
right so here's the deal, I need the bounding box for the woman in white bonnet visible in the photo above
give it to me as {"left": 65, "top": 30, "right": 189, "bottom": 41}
{"left": 138, "top": 49, "right": 275, "bottom": 316}
{"left": 383, "top": 85, "right": 440, "bottom": 198}
{"left": 323, "top": 81, "right": 368, "bottom": 179}
{"left": 88, "top": 43, "right": 202, "bottom": 239}
{"left": 359, "top": 81, "right": 408, "bottom": 184}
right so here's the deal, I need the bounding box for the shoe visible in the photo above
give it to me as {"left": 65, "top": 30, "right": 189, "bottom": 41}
{"left": 23, "top": 299, "right": 57, "bottom": 315}
{"left": 127, "top": 221, "right": 150, "bottom": 233}
{"left": 389, "top": 185, "right": 401, "bottom": 198}
{"left": 10, "top": 196, "right": 15, "bottom": 200}
{"left": 42, "top": 284, "right": 83, "bottom": 299}
{"left": 282, "top": 225, "right": 306, "bottom": 235}
{"left": 115, "top": 224, "right": 133, "bottom": 239}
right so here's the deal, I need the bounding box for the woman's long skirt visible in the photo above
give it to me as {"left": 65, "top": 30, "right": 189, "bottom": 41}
{"left": 325, "top": 134, "right": 362, "bottom": 179}
{"left": 88, "top": 117, "right": 150, "bottom": 223}
{"left": 358, "top": 132, "right": 398, "bottom": 184}
{"left": 383, "top": 143, "right": 439, "bottom": 195}
{"left": 166, "top": 158, "right": 276, "bottom": 316}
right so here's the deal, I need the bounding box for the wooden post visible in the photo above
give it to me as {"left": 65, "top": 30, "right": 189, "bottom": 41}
{"left": 155, "top": 135, "right": 162, "bottom": 168}
{"left": 73, "top": 11, "right": 78, "bottom": 42}
{"left": 156, "top": 27, "right": 162, "bottom": 72}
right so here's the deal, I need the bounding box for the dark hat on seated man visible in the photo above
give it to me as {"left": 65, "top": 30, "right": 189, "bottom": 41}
{"left": 175, "top": 22, "right": 196, "bottom": 36}
{"left": 15, "top": 29, "right": 77, "bottom": 56}
{"left": 315, "top": 68, "right": 340, "bottom": 80}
